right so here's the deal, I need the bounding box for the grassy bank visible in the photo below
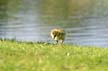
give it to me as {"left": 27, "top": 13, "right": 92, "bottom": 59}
{"left": 0, "top": 40, "right": 108, "bottom": 71}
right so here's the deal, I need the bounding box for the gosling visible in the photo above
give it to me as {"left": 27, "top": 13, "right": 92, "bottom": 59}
{"left": 50, "top": 28, "right": 66, "bottom": 44}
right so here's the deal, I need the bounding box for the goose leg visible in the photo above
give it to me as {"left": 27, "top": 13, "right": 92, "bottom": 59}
{"left": 56, "top": 40, "right": 58, "bottom": 44}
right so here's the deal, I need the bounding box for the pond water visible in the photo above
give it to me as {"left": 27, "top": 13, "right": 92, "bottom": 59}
{"left": 0, "top": 0, "right": 108, "bottom": 47}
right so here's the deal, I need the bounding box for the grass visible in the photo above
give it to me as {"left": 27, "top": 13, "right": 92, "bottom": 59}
{"left": 0, "top": 40, "right": 108, "bottom": 71}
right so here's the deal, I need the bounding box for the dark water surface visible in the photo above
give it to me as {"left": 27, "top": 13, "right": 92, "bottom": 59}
{"left": 0, "top": 0, "right": 108, "bottom": 47}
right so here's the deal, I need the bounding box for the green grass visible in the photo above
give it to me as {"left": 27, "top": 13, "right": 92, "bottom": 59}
{"left": 0, "top": 40, "right": 108, "bottom": 71}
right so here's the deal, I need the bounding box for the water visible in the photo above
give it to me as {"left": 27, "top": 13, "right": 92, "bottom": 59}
{"left": 0, "top": 0, "right": 108, "bottom": 47}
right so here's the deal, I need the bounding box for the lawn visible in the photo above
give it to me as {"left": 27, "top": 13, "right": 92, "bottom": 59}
{"left": 0, "top": 40, "right": 108, "bottom": 71}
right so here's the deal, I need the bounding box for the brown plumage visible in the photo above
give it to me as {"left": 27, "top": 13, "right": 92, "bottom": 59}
{"left": 50, "top": 28, "right": 66, "bottom": 43}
